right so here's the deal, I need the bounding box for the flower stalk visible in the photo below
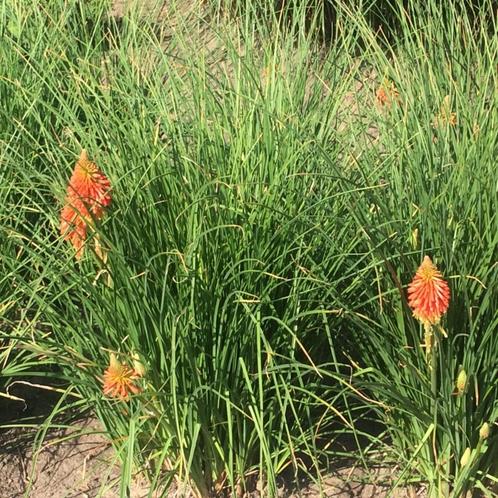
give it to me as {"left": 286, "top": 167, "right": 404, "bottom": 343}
{"left": 407, "top": 256, "right": 450, "bottom": 480}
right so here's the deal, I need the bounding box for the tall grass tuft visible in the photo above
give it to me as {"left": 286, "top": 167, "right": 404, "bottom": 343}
{"left": 2, "top": 0, "right": 368, "bottom": 495}
{"left": 328, "top": 0, "right": 498, "bottom": 494}
{"left": 1, "top": 0, "right": 496, "bottom": 496}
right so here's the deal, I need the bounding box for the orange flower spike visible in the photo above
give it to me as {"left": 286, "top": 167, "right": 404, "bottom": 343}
{"left": 376, "top": 86, "right": 389, "bottom": 107}
{"left": 67, "top": 149, "right": 111, "bottom": 218}
{"left": 60, "top": 150, "right": 111, "bottom": 258}
{"left": 407, "top": 256, "right": 450, "bottom": 325}
{"left": 376, "top": 79, "right": 400, "bottom": 109}
{"left": 102, "top": 354, "right": 141, "bottom": 400}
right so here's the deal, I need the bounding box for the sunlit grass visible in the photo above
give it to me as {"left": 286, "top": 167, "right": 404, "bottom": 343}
{"left": 1, "top": 0, "right": 496, "bottom": 496}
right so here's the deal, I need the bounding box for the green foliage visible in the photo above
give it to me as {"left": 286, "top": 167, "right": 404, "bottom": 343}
{"left": 328, "top": 1, "right": 498, "bottom": 494}
{"left": 1, "top": 0, "right": 496, "bottom": 496}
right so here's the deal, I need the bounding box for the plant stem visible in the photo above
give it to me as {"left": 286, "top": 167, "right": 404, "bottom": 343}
{"left": 431, "top": 326, "right": 438, "bottom": 406}
{"left": 429, "top": 324, "right": 441, "bottom": 495}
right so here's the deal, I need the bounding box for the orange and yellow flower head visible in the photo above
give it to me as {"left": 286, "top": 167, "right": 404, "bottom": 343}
{"left": 376, "top": 78, "right": 401, "bottom": 109}
{"left": 60, "top": 150, "right": 111, "bottom": 259}
{"left": 407, "top": 256, "right": 450, "bottom": 325}
{"left": 102, "top": 354, "right": 141, "bottom": 400}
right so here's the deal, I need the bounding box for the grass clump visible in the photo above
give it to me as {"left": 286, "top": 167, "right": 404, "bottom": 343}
{"left": 1, "top": 0, "right": 496, "bottom": 496}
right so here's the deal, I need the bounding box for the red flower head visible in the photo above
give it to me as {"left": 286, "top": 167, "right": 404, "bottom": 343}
{"left": 60, "top": 150, "right": 111, "bottom": 259}
{"left": 376, "top": 79, "right": 401, "bottom": 109}
{"left": 102, "top": 354, "right": 141, "bottom": 400}
{"left": 407, "top": 256, "right": 450, "bottom": 325}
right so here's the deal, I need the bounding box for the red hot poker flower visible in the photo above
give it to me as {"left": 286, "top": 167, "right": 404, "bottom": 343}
{"left": 376, "top": 79, "right": 401, "bottom": 109}
{"left": 102, "top": 354, "right": 141, "bottom": 400}
{"left": 60, "top": 150, "right": 111, "bottom": 259}
{"left": 65, "top": 149, "right": 111, "bottom": 218}
{"left": 407, "top": 256, "right": 450, "bottom": 325}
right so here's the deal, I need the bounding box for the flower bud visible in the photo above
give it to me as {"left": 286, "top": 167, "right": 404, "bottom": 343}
{"left": 479, "top": 422, "right": 490, "bottom": 440}
{"left": 411, "top": 228, "right": 419, "bottom": 249}
{"left": 109, "top": 353, "right": 120, "bottom": 370}
{"left": 133, "top": 354, "right": 146, "bottom": 377}
{"left": 460, "top": 447, "right": 471, "bottom": 467}
{"left": 456, "top": 369, "right": 467, "bottom": 395}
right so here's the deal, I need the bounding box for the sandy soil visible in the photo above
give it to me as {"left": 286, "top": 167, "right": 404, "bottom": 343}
{"left": 0, "top": 418, "right": 153, "bottom": 498}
